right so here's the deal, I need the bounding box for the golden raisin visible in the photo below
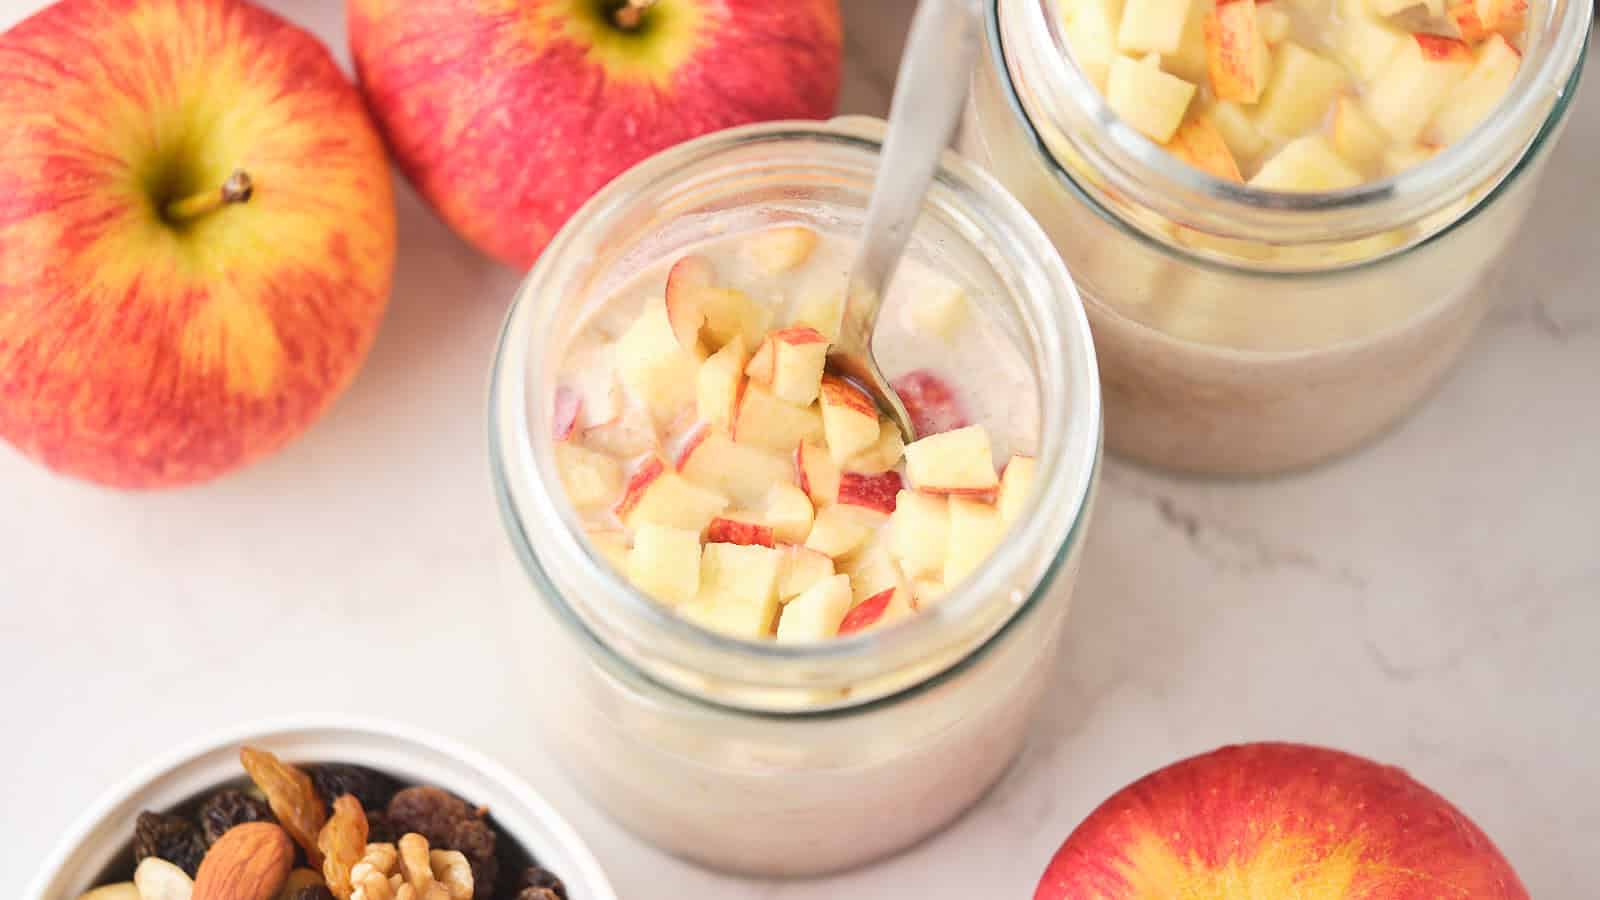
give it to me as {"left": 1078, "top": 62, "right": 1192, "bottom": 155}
{"left": 318, "top": 795, "right": 370, "bottom": 900}
{"left": 241, "top": 746, "right": 328, "bottom": 867}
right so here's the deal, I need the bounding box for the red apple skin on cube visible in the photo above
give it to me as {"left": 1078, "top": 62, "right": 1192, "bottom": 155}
{"left": 349, "top": 0, "right": 843, "bottom": 269}
{"left": 1034, "top": 743, "right": 1530, "bottom": 900}
{"left": 819, "top": 375, "right": 881, "bottom": 462}
{"left": 1206, "top": 0, "right": 1270, "bottom": 104}
{"left": 891, "top": 371, "right": 970, "bottom": 439}
{"left": 837, "top": 471, "right": 903, "bottom": 515}
{"left": 1165, "top": 115, "right": 1243, "bottom": 181}
{"left": 614, "top": 456, "right": 667, "bottom": 521}
{"left": 666, "top": 255, "right": 717, "bottom": 348}
{"left": 796, "top": 440, "right": 842, "bottom": 506}
{"left": 838, "top": 587, "right": 895, "bottom": 635}
{"left": 707, "top": 516, "right": 776, "bottom": 548}
{"left": 0, "top": 0, "right": 396, "bottom": 489}
{"left": 745, "top": 337, "right": 776, "bottom": 384}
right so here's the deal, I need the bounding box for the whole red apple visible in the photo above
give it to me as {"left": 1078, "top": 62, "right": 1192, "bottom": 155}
{"left": 348, "top": 0, "right": 842, "bottom": 269}
{"left": 0, "top": 0, "right": 396, "bottom": 489}
{"left": 1037, "top": 743, "right": 1528, "bottom": 898}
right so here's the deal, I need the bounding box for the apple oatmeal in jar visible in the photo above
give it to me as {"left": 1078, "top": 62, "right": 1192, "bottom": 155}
{"left": 490, "top": 121, "right": 1101, "bottom": 875}
{"left": 962, "top": 0, "right": 1589, "bottom": 473}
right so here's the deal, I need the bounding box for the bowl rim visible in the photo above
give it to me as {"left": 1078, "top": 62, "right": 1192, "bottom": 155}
{"left": 25, "top": 715, "right": 618, "bottom": 900}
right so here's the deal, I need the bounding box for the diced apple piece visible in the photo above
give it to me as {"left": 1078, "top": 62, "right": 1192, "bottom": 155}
{"left": 1331, "top": 95, "right": 1388, "bottom": 169}
{"left": 676, "top": 427, "right": 794, "bottom": 508}
{"left": 733, "top": 384, "right": 825, "bottom": 452}
{"left": 1365, "top": 34, "right": 1473, "bottom": 144}
{"left": 763, "top": 482, "right": 815, "bottom": 544}
{"left": 908, "top": 283, "right": 969, "bottom": 340}
{"left": 1475, "top": 0, "right": 1527, "bottom": 33}
{"left": 795, "top": 440, "right": 841, "bottom": 506}
{"left": 768, "top": 327, "right": 829, "bottom": 406}
{"left": 684, "top": 542, "right": 784, "bottom": 639}
{"left": 842, "top": 536, "right": 912, "bottom": 599}
{"left": 837, "top": 470, "right": 904, "bottom": 516}
{"left": 905, "top": 425, "right": 999, "bottom": 495}
{"left": 892, "top": 370, "right": 970, "bottom": 439}
{"left": 615, "top": 297, "right": 703, "bottom": 423}
{"left": 889, "top": 490, "right": 951, "bottom": 578}
{"left": 1205, "top": 0, "right": 1271, "bottom": 103}
{"left": 844, "top": 419, "right": 906, "bottom": 474}
{"left": 789, "top": 290, "right": 844, "bottom": 341}
{"left": 997, "top": 455, "right": 1039, "bottom": 525}
{"left": 1165, "top": 114, "right": 1243, "bottom": 181}
{"left": 582, "top": 401, "right": 658, "bottom": 457}
{"left": 1250, "top": 136, "right": 1365, "bottom": 191}
{"left": 1449, "top": 2, "right": 1490, "bottom": 42}
{"left": 744, "top": 337, "right": 775, "bottom": 384}
{"left": 1163, "top": 0, "right": 1214, "bottom": 82}
{"left": 615, "top": 456, "right": 729, "bottom": 533}
{"left": 1258, "top": 5, "right": 1291, "bottom": 43}
{"left": 1430, "top": 34, "right": 1521, "bottom": 144}
{"left": 553, "top": 386, "right": 582, "bottom": 442}
{"left": 913, "top": 578, "right": 948, "bottom": 606}
{"left": 664, "top": 254, "right": 716, "bottom": 348}
{"left": 1118, "top": 0, "right": 1192, "bottom": 55}
{"left": 804, "top": 505, "right": 872, "bottom": 558}
{"left": 838, "top": 585, "right": 915, "bottom": 635}
{"left": 776, "top": 574, "right": 854, "bottom": 642}
{"left": 1210, "top": 101, "right": 1270, "bottom": 159}
{"left": 555, "top": 443, "right": 623, "bottom": 510}
{"left": 706, "top": 513, "right": 776, "bottom": 548}
{"left": 944, "top": 497, "right": 1009, "bottom": 587}
{"left": 1383, "top": 142, "right": 1439, "bottom": 174}
{"left": 1337, "top": 14, "right": 1406, "bottom": 83}
{"left": 1106, "top": 55, "right": 1197, "bottom": 143}
{"left": 1254, "top": 43, "right": 1348, "bottom": 139}
{"left": 696, "top": 336, "right": 748, "bottom": 432}
{"left": 778, "top": 545, "right": 835, "bottom": 601}
{"left": 819, "top": 376, "right": 882, "bottom": 464}
{"left": 1062, "top": 0, "right": 1128, "bottom": 87}
{"left": 701, "top": 287, "right": 773, "bottom": 351}
{"left": 587, "top": 530, "right": 630, "bottom": 572}
{"left": 626, "top": 523, "right": 701, "bottom": 606}
{"left": 563, "top": 338, "right": 624, "bottom": 430}
{"left": 745, "top": 226, "right": 820, "bottom": 274}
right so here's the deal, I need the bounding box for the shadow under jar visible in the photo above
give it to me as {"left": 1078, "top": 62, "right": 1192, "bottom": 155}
{"left": 489, "top": 121, "right": 1101, "bottom": 877}
{"left": 963, "top": 0, "right": 1590, "bottom": 475}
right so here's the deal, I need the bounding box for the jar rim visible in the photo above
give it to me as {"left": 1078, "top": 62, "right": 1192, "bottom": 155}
{"left": 489, "top": 120, "right": 1102, "bottom": 715}
{"left": 993, "top": 0, "right": 1592, "bottom": 247}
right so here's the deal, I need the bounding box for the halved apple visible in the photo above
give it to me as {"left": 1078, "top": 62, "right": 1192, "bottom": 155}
{"left": 775, "top": 574, "right": 854, "bottom": 642}
{"left": 1430, "top": 34, "right": 1521, "bottom": 145}
{"left": 555, "top": 443, "right": 623, "bottom": 510}
{"left": 1107, "top": 54, "right": 1197, "bottom": 143}
{"left": 1365, "top": 34, "right": 1474, "bottom": 144}
{"left": 1254, "top": 42, "right": 1348, "bottom": 139}
{"left": 1165, "top": 114, "right": 1243, "bottom": 181}
{"left": 889, "top": 490, "right": 951, "bottom": 578}
{"left": 819, "top": 376, "right": 883, "bottom": 463}
{"left": 676, "top": 427, "right": 794, "bottom": 508}
{"left": 615, "top": 456, "right": 729, "bottom": 533}
{"left": 795, "top": 440, "right": 842, "bottom": 506}
{"left": 945, "top": 497, "right": 1009, "bottom": 587}
{"left": 744, "top": 226, "right": 820, "bottom": 275}
{"left": 696, "top": 335, "right": 748, "bottom": 432}
{"left": 1205, "top": 0, "right": 1271, "bottom": 103}
{"left": 733, "top": 384, "right": 826, "bottom": 451}
{"left": 904, "top": 425, "right": 1000, "bottom": 495}
{"left": 626, "top": 523, "right": 702, "bottom": 606}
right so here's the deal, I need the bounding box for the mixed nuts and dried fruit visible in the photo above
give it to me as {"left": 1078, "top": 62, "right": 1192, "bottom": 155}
{"left": 81, "top": 747, "right": 566, "bottom": 900}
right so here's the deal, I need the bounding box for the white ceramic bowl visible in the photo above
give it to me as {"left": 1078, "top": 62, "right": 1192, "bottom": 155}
{"left": 26, "top": 718, "right": 617, "bottom": 900}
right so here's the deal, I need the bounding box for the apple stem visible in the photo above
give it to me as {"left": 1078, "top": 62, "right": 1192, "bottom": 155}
{"left": 612, "top": 0, "right": 658, "bottom": 29}
{"left": 165, "top": 170, "right": 254, "bottom": 224}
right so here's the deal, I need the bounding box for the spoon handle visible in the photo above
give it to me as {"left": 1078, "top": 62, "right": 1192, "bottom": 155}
{"left": 839, "top": 0, "right": 984, "bottom": 349}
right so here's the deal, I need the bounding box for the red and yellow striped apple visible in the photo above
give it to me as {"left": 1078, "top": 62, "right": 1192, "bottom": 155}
{"left": 347, "top": 0, "right": 843, "bottom": 269}
{"left": 0, "top": 0, "right": 396, "bottom": 489}
{"left": 1036, "top": 743, "right": 1529, "bottom": 899}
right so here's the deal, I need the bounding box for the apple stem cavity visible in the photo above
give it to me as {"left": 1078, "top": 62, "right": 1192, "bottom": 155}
{"left": 165, "top": 169, "right": 254, "bottom": 225}
{"left": 612, "top": 0, "right": 659, "bottom": 30}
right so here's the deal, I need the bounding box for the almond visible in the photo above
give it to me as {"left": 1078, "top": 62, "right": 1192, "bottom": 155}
{"left": 193, "top": 822, "right": 293, "bottom": 900}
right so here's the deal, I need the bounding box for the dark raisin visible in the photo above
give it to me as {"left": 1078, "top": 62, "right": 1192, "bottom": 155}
{"left": 364, "top": 810, "right": 397, "bottom": 844}
{"left": 197, "top": 790, "right": 275, "bottom": 844}
{"left": 290, "top": 887, "right": 337, "bottom": 900}
{"left": 514, "top": 891, "right": 561, "bottom": 900}
{"left": 518, "top": 867, "right": 567, "bottom": 900}
{"left": 306, "top": 764, "right": 400, "bottom": 814}
{"left": 133, "top": 811, "right": 207, "bottom": 877}
{"left": 387, "top": 787, "right": 499, "bottom": 898}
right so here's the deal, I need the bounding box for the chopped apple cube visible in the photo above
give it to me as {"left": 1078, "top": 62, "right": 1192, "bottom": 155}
{"left": 744, "top": 336, "right": 775, "bottom": 385}
{"left": 582, "top": 401, "right": 658, "bottom": 457}
{"left": 997, "top": 455, "right": 1039, "bottom": 524}
{"left": 1062, "top": 0, "right": 1128, "bottom": 87}
{"left": 795, "top": 440, "right": 841, "bottom": 506}
{"left": 555, "top": 443, "right": 623, "bottom": 510}
{"left": 615, "top": 297, "right": 703, "bottom": 423}
{"left": 1205, "top": 0, "right": 1271, "bottom": 103}
{"left": 819, "top": 376, "right": 883, "bottom": 464}
{"left": 1118, "top": 0, "right": 1193, "bottom": 55}
{"left": 905, "top": 425, "right": 999, "bottom": 495}
{"left": 1331, "top": 95, "right": 1388, "bottom": 169}
{"left": 841, "top": 536, "right": 906, "bottom": 601}
{"left": 1337, "top": 14, "right": 1406, "bottom": 83}
{"left": 684, "top": 542, "right": 784, "bottom": 638}
{"left": 837, "top": 470, "right": 904, "bottom": 517}
{"left": 789, "top": 290, "right": 844, "bottom": 342}
{"left": 1430, "top": 34, "right": 1521, "bottom": 145}
{"left": 1106, "top": 55, "right": 1197, "bottom": 143}
{"left": 844, "top": 419, "right": 906, "bottom": 474}
{"left": 1258, "top": 5, "right": 1291, "bottom": 43}
{"left": 1250, "top": 136, "right": 1364, "bottom": 191}
{"left": 778, "top": 546, "right": 835, "bottom": 601}
{"left": 563, "top": 337, "right": 624, "bottom": 430}
{"left": 1254, "top": 43, "right": 1348, "bottom": 139}
{"left": 909, "top": 283, "right": 969, "bottom": 340}
{"left": 945, "top": 497, "right": 1009, "bottom": 587}
{"left": 838, "top": 585, "right": 915, "bottom": 635}
{"left": 701, "top": 287, "right": 773, "bottom": 351}
{"left": 676, "top": 427, "right": 794, "bottom": 508}
{"left": 706, "top": 513, "right": 776, "bottom": 548}
{"left": 626, "top": 523, "right": 701, "bottom": 606}
{"left": 889, "top": 490, "right": 951, "bottom": 578}
{"left": 763, "top": 482, "right": 815, "bottom": 544}
{"left": 1165, "top": 114, "right": 1243, "bottom": 181}
{"left": 733, "top": 384, "right": 825, "bottom": 451}
{"left": 663, "top": 254, "right": 718, "bottom": 349}
{"left": 1365, "top": 34, "right": 1473, "bottom": 144}
{"left": 745, "top": 226, "right": 819, "bottom": 274}
{"left": 696, "top": 336, "right": 748, "bottom": 432}
{"left": 1474, "top": 0, "right": 1527, "bottom": 33}
{"left": 775, "top": 574, "right": 854, "bottom": 642}
{"left": 1163, "top": 0, "right": 1214, "bottom": 82}
{"left": 615, "top": 456, "right": 729, "bottom": 534}
{"left": 1210, "top": 101, "right": 1270, "bottom": 159}
{"left": 768, "top": 327, "right": 829, "bottom": 406}
{"left": 587, "top": 530, "right": 630, "bottom": 572}
{"left": 1449, "top": 2, "right": 1490, "bottom": 42}
{"left": 804, "top": 504, "right": 872, "bottom": 558}
{"left": 912, "top": 578, "right": 948, "bottom": 606}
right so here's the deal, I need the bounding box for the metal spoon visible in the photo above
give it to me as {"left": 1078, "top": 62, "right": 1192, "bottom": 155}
{"left": 828, "top": 0, "right": 984, "bottom": 444}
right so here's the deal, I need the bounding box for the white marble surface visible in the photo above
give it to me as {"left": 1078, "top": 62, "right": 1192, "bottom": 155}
{"left": 2, "top": 1, "right": 1597, "bottom": 897}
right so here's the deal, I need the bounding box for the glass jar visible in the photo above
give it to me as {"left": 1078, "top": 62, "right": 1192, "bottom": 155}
{"left": 962, "top": 0, "right": 1590, "bottom": 474}
{"left": 488, "top": 120, "right": 1101, "bottom": 877}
